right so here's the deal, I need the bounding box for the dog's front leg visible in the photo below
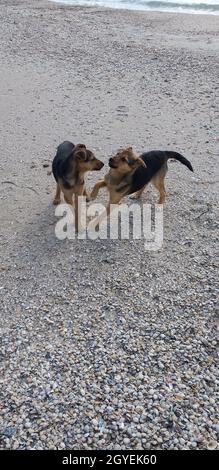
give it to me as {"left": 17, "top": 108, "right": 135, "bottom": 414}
{"left": 74, "top": 185, "right": 85, "bottom": 233}
{"left": 88, "top": 193, "right": 122, "bottom": 232}
{"left": 89, "top": 180, "right": 107, "bottom": 201}
{"left": 83, "top": 187, "right": 90, "bottom": 202}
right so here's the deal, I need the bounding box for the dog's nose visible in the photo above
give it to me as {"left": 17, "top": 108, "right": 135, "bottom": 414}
{"left": 95, "top": 161, "right": 104, "bottom": 170}
{"left": 109, "top": 158, "right": 113, "bottom": 164}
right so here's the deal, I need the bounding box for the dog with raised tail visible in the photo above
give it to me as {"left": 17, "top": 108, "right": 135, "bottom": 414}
{"left": 89, "top": 147, "right": 193, "bottom": 229}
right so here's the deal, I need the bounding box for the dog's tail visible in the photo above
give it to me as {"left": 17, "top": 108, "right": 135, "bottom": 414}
{"left": 165, "top": 151, "right": 194, "bottom": 172}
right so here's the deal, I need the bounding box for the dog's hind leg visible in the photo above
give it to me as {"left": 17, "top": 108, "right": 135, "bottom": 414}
{"left": 152, "top": 166, "right": 167, "bottom": 204}
{"left": 130, "top": 184, "right": 148, "bottom": 200}
{"left": 53, "top": 183, "right": 61, "bottom": 205}
{"left": 63, "top": 188, "right": 74, "bottom": 206}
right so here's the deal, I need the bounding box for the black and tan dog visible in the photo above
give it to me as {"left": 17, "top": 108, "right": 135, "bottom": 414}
{"left": 89, "top": 147, "right": 193, "bottom": 229}
{"left": 52, "top": 141, "right": 104, "bottom": 231}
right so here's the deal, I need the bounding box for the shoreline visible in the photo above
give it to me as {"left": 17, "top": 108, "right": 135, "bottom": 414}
{"left": 5, "top": 0, "right": 219, "bottom": 17}
{"left": 48, "top": 0, "right": 219, "bottom": 16}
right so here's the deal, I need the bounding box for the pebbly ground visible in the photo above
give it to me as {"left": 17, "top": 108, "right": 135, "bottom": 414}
{"left": 0, "top": 0, "right": 218, "bottom": 450}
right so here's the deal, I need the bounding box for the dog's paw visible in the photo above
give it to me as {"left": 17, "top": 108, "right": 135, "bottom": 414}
{"left": 130, "top": 195, "right": 141, "bottom": 200}
{"left": 53, "top": 199, "right": 61, "bottom": 206}
{"left": 88, "top": 194, "right": 96, "bottom": 202}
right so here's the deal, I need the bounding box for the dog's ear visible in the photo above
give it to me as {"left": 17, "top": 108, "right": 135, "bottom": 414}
{"left": 126, "top": 146, "right": 134, "bottom": 157}
{"left": 126, "top": 147, "right": 141, "bottom": 165}
{"left": 126, "top": 156, "right": 134, "bottom": 165}
{"left": 135, "top": 157, "right": 146, "bottom": 168}
{"left": 76, "top": 144, "right": 86, "bottom": 150}
{"left": 74, "top": 144, "right": 87, "bottom": 161}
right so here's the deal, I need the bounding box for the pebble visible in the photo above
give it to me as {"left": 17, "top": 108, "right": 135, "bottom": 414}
{"left": 124, "top": 438, "right": 130, "bottom": 445}
{"left": 207, "top": 441, "right": 218, "bottom": 450}
{"left": 191, "top": 441, "right": 197, "bottom": 448}
{"left": 3, "top": 427, "right": 16, "bottom": 438}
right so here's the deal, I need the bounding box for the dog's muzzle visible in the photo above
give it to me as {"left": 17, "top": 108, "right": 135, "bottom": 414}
{"left": 95, "top": 161, "right": 104, "bottom": 170}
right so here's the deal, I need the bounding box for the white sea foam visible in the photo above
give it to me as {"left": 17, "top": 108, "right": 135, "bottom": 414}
{"left": 50, "top": 0, "right": 219, "bottom": 15}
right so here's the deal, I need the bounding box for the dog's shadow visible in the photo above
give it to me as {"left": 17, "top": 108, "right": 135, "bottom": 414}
{"left": 18, "top": 201, "right": 136, "bottom": 270}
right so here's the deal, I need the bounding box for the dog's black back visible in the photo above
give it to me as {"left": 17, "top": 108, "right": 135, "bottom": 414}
{"left": 52, "top": 141, "right": 75, "bottom": 182}
{"left": 127, "top": 150, "right": 193, "bottom": 195}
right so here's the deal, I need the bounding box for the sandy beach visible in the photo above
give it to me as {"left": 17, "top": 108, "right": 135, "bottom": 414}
{"left": 0, "top": 0, "right": 218, "bottom": 450}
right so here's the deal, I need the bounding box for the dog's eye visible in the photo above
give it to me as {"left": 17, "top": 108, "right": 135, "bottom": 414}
{"left": 87, "top": 152, "right": 94, "bottom": 161}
